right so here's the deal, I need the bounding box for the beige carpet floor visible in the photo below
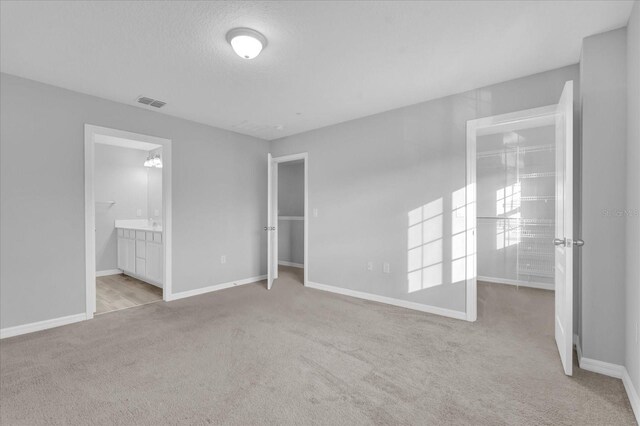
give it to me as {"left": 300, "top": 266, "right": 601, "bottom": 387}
{"left": 0, "top": 267, "right": 636, "bottom": 425}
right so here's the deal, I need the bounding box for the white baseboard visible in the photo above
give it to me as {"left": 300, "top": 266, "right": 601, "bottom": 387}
{"left": 478, "top": 275, "right": 554, "bottom": 291}
{"left": 166, "top": 275, "right": 267, "bottom": 302}
{"left": 0, "top": 313, "right": 87, "bottom": 339}
{"left": 278, "top": 261, "right": 303, "bottom": 268}
{"left": 579, "top": 355, "right": 626, "bottom": 378}
{"left": 306, "top": 281, "right": 467, "bottom": 321}
{"left": 575, "top": 333, "right": 638, "bottom": 423}
{"left": 622, "top": 368, "right": 640, "bottom": 423}
{"left": 96, "top": 269, "right": 122, "bottom": 277}
{"left": 575, "top": 334, "right": 624, "bottom": 378}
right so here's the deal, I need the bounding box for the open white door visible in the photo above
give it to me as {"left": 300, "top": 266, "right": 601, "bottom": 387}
{"left": 554, "top": 80, "right": 577, "bottom": 376}
{"left": 267, "top": 154, "right": 277, "bottom": 290}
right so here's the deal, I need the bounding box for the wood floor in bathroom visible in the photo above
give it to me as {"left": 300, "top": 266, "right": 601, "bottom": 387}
{"left": 96, "top": 274, "right": 162, "bottom": 314}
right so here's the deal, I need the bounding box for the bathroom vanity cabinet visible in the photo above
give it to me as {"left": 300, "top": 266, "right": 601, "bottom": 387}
{"left": 116, "top": 227, "right": 163, "bottom": 288}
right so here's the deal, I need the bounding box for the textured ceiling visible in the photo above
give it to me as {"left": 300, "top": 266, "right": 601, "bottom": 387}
{"left": 0, "top": 1, "right": 634, "bottom": 140}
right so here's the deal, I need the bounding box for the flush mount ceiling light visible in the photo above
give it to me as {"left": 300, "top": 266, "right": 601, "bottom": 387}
{"left": 144, "top": 154, "right": 162, "bottom": 168}
{"left": 226, "top": 28, "right": 267, "bottom": 59}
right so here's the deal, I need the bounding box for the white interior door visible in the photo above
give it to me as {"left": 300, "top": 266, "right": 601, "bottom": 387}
{"left": 267, "top": 154, "right": 277, "bottom": 290}
{"left": 554, "top": 80, "right": 575, "bottom": 376}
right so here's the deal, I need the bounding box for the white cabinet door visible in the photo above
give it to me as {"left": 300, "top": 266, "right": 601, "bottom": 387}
{"left": 136, "top": 258, "right": 146, "bottom": 277}
{"left": 124, "top": 238, "right": 136, "bottom": 274}
{"left": 146, "top": 242, "right": 163, "bottom": 285}
{"left": 117, "top": 237, "right": 126, "bottom": 270}
{"left": 117, "top": 236, "right": 135, "bottom": 273}
{"left": 136, "top": 239, "right": 146, "bottom": 259}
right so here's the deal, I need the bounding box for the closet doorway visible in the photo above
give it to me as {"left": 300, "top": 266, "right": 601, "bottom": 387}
{"left": 466, "top": 81, "right": 579, "bottom": 375}
{"left": 266, "top": 153, "right": 308, "bottom": 290}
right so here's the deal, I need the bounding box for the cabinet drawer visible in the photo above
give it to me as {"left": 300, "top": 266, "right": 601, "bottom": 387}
{"left": 153, "top": 232, "right": 162, "bottom": 243}
{"left": 136, "top": 231, "right": 146, "bottom": 240}
{"left": 117, "top": 228, "right": 123, "bottom": 237}
{"left": 146, "top": 231, "right": 154, "bottom": 241}
{"left": 136, "top": 240, "right": 146, "bottom": 259}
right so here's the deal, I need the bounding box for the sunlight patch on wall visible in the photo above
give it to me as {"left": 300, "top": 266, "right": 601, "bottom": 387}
{"left": 451, "top": 187, "right": 470, "bottom": 284}
{"left": 408, "top": 198, "right": 443, "bottom": 292}
{"left": 496, "top": 182, "right": 521, "bottom": 250}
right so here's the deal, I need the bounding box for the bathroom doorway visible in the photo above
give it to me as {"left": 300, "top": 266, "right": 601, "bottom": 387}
{"left": 84, "top": 125, "right": 172, "bottom": 318}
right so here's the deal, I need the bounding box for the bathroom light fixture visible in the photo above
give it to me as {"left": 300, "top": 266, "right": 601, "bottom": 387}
{"left": 144, "top": 154, "right": 162, "bottom": 168}
{"left": 226, "top": 28, "right": 267, "bottom": 59}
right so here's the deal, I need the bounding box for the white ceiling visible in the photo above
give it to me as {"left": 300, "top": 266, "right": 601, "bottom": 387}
{"left": 0, "top": 1, "right": 634, "bottom": 141}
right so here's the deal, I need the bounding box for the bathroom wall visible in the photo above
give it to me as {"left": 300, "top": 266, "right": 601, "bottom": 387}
{"left": 278, "top": 161, "right": 304, "bottom": 266}
{"left": 94, "top": 144, "right": 160, "bottom": 272}
{"left": 147, "top": 147, "right": 163, "bottom": 224}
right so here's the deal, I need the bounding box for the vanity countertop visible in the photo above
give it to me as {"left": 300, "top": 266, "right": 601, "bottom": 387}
{"left": 116, "top": 224, "right": 163, "bottom": 232}
{"left": 115, "top": 219, "right": 162, "bottom": 232}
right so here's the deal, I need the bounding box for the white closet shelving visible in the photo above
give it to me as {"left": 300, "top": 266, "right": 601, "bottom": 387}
{"left": 477, "top": 127, "right": 556, "bottom": 287}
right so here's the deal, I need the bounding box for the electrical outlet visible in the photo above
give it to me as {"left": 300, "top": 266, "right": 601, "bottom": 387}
{"left": 367, "top": 261, "right": 373, "bottom": 271}
{"left": 383, "top": 262, "right": 390, "bottom": 273}
{"left": 313, "top": 208, "right": 319, "bottom": 217}
{"left": 154, "top": 209, "right": 160, "bottom": 217}
{"left": 136, "top": 209, "right": 142, "bottom": 217}
{"left": 221, "top": 255, "right": 226, "bottom": 264}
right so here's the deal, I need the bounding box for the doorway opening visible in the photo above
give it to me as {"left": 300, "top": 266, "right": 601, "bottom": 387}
{"left": 84, "top": 125, "right": 172, "bottom": 318}
{"left": 465, "top": 80, "right": 575, "bottom": 375}
{"left": 267, "top": 153, "right": 308, "bottom": 290}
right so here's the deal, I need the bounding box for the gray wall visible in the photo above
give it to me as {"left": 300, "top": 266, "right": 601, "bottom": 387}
{"left": 278, "top": 161, "right": 304, "bottom": 265}
{"left": 270, "top": 65, "right": 579, "bottom": 313}
{"left": 278, "top": 162, "right": 304, "bottom": 216}
{"left": 94, "top": 144, "right": 149, "bottom": 271}
{"left": 580, "top": 28, "right": 628, "bottom": 366}
{"left": 625, "top": 0, "right": 640, "bottom": 401}
{"left": 0, "top": 73, "right": 268, "bottom": 329}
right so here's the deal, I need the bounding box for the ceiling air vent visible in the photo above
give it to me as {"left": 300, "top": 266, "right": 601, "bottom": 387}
{"left": 136, "top": 96, "right": 166, "bottom": 108}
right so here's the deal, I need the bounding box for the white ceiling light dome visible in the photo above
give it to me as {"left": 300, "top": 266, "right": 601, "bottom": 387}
{"left": 226, "top": 27, "right": 267, "bottom": 60}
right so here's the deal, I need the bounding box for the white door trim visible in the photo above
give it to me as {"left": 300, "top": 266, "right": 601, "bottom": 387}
{"left": 465, "top": 104, "right": 558, "bottom": 322}
{"left": 84, "top": 124, "right": 172, "bottom": 319}
{"left": 271, "top": 153, "right": 309, "bottom": 286}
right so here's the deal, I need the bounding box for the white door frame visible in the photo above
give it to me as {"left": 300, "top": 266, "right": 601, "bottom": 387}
{"left": 465, "top": 105, "right": 558, "bottom": 322}
{"left": 84, "top": 124, "right": 172, "bottom": 319}
{"left": 270, "top": 152, "right": 309, "bottom": 286}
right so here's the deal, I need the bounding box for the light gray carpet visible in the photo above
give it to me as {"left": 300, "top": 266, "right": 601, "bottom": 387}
{"left": 1, "top": 268, "right": 636, "bottom": 425}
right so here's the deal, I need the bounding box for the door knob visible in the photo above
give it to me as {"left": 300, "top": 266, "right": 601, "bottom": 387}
{"left": 554, "top": 238, "right": 566, "bottom": 246}
{"left": 573, "top": 239, "right": 585, "bottom": 247}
